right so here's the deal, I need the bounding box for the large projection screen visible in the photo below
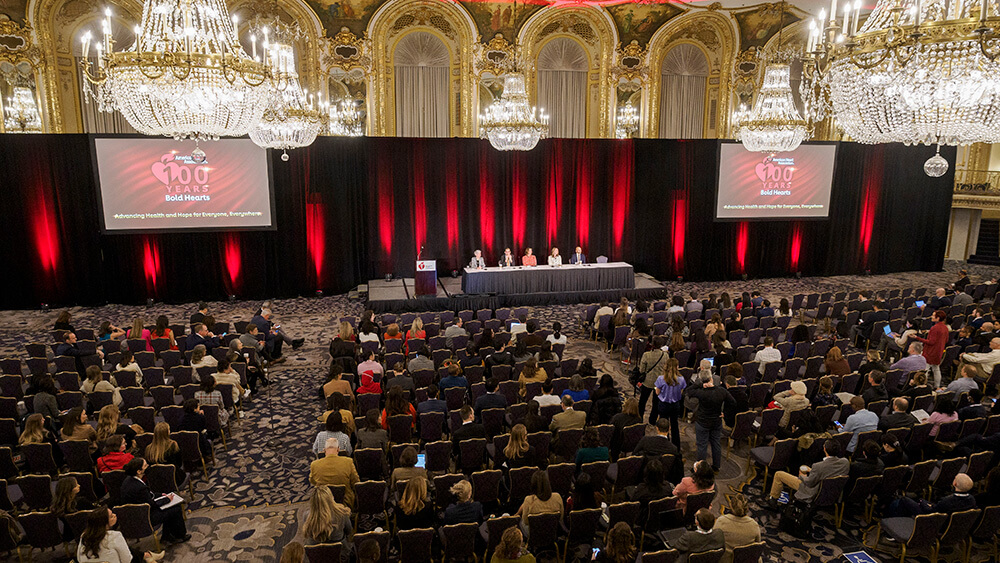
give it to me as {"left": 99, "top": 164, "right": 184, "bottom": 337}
{"left": 715, "top": 142, "right": 837, "bottom": 220}
{"left": 93, "top": 137, "right": 275, "bottom": 233}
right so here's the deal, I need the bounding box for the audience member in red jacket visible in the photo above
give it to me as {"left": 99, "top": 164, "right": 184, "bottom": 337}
{"left": 97, "top": 435, "right": 134, "bottom": 473}
{"left": 915, "top": 309, "right": 949, "bottom": 387}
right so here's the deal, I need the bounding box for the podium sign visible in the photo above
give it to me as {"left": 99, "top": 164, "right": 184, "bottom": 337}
{"left": 415, "top": 260, "right": 437, "bottom": 296}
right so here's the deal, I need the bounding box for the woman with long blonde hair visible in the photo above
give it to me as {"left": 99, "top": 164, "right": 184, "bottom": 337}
{"left": 395, "top": 476, "right": 432, "bottom": 530}
{"left": 407, "top": 317, "right": 424, "bottom": 340}
{"left": 18, "top": 413, "right": 48, "bottom": 445}
{"left": 127, "top": 318, "right": 152, "bottom": 351}
{"left": 145, "top": 422, "right": 185, "bottom": 482}
{"left": 503, "top": 424, "right": 534, "bottom": 467}
{"left": 492, "top": 527, "right": 533, "bottom": 563}
{"left": 339, "top": 321, "right": 355, "bottom": 341}
{"left": 303, "top": 486, "right": 353, "bottom": 545}
{"left": 96, "top": 404, "right": 139, "bottom": 448}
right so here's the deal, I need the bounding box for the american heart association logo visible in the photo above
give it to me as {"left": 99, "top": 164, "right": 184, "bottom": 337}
{"left": 150, "top": 153, "right": 210, "bottom": 189}
{"left": 755, "top": 158, "right": 795, "bottom": 184}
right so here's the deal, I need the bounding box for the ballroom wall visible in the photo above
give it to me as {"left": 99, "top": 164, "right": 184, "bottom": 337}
{"left": 0, "top": 134, "right": 954, "bottom": 309}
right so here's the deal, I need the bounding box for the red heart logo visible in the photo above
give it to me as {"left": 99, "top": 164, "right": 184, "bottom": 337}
{"left": 150, "top": 154, "right": 175, "bottom": 185}
{"left": 754, "top": 161, "right": 768, "bottom": 183}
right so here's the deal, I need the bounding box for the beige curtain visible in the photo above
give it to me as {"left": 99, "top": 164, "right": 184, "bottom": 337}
{"left": 537, "top": 38, "right": 588, "bottom": 139}
{"left": 73, "top": 21, "right": 138, "bottom": 134}
{"left": 393, "top": 31, "right": 450, "bottom": 138}
{"left": 658, "top": 44, "right": 709, "bottom": 139}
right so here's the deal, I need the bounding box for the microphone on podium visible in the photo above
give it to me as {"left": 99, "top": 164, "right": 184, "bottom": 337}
{"left": 418, "top": 245, "right": 424, "bottom": 260}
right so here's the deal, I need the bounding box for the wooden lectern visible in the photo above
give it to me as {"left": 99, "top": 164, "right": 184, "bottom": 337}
{"left": 415, "top": 260, "right": 437, "bottom": 296}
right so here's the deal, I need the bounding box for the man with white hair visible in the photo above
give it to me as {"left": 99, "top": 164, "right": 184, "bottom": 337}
{"left": 251, "top": 307, "right": 304, "bottom": 363}
{"left": 684, "top": 368, "right": 735, "bottom": 472}
{"left": 959, "top": 337, "right": 1000, "bottom": 382}
{"left": 924, "top": 287, "right": 952, "bottom": 311}
{"left": 309, "top": 437, "right": 360, "bottom": 506}
{"left": 468, "top": 249, "right": 486, "bottom": 269}
{"left": 889, "top": 341, "right": 928, "bottom": 372}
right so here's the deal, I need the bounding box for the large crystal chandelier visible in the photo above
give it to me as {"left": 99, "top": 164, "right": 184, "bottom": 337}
{"left": 615, "top": 103, "right": 639, "bottom": 139}
{"left": 480, "top": 73, "right": 549, "bottom": 151}
{"left": 249, "top": 39, "right": 322, "bottom": 161}
{"left": 734, "top": 63, "right": 810, "bottom": 152}
{"left": 4, "top": 86, "right": 43, "bottom": 133}
{"left": 79, "top": 1, "right": 273, "bottom": 142}
{"left": 801, "top": 0, "right": 1000, "bottom": 148}
{"left": 328, "top": 99, "right": 365, "bottom": 137}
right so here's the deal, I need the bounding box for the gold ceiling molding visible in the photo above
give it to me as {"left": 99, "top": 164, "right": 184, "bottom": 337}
{"left": 644, "top": 10, "right": 737, "bottom": 139}
{"left": 518, "top": 4, "right": 617, "bottom": 137}
{"left": 322, "top": 27, "right": 370, "bottom": 73}
{"left": 473, "top": 32, "right": 516, "bottom": 77}
{"left": 367, "top": 0, "right": 479, "bottom": 137}
{"left": 610, "top": 39, "right": 648, "bottom": 85}
{"left": 0, "top": 20, "right": 40, "bottom": 66}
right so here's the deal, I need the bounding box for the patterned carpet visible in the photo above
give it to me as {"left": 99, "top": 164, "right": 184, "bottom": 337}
{"left": 6, "top": 260, "right": 996, "bottom": 562}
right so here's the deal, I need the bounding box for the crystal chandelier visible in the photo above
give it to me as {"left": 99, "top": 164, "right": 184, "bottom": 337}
{"left": 615, "top": 103, "right": 639, "bottom": 139}
{"left": 734, "top": 63, "right": 810, "bottom": 153}
{"left": 249, "top": 40, "right": 323, "bottom": 161}
{"left": 4, "top": 86, "right": 43, "bottom": 133}
{"left": 801, "top": 0, "right": 1000, "bottom": 148}
{"left": 79, "top": 1, "right": 273, "bottom": 142}
{"left": 480, "top": 73, "right": 549, "bottom": 151}
{"left": 328, "top": 99, "right": 365, "bottom": 137}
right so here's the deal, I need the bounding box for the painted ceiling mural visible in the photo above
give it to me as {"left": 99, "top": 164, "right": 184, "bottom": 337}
{"left": 0, "top": 0, "right": 803, "bottom": 50}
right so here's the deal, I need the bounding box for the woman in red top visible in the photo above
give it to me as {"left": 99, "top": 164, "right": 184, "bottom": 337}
{"left": 915, "top": 309, "right": 949, "bottom": 387}
{"left": 380, "top": 386, "right": 417, "bottom": 429}
{"left": 151, "top": 315, "right": 178, "bottom": 350}
{"left": 96, "top": 435, "right": 134, "bottom": 473}
{"left": 522, "top": 248, "right": 537, "bottom": 266}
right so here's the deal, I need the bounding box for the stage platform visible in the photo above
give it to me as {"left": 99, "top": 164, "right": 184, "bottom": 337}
{"left": 366, "top": 272, "right": 667, "bottom": 313}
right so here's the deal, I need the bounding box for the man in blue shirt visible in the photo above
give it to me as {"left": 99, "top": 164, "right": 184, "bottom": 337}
{"left": 838, "top": 396, "right": 878, "bottom": 452}
{"left": 889, "top": 342, "right": 928, "bottom": 372}
{"left": 417, "top": 384, "right": 448, "bottom": 414}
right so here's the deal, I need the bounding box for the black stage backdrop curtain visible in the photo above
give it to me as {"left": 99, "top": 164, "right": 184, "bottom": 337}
{"left": 0, "top": 135, "right": 954, "bottom": 309}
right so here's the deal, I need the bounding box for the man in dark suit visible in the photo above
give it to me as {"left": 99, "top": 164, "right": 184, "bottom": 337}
{"left": 452, "top": 405, "right": 486, "bottom": 456}
{"left": 121, "top": 457, "right": 190, "bottom": 542}
{"left": 888, "top": 473, "right": 977, "bottom": 517}
{"left": 186, "top": 323, "right": 220, "bottom": 354}
{"left": 633, "top": 418, "right": 683, "bottom": 483}
{"left": 569, "top": 246, "right": 586, "bottom": 265}
{"left": 765, "top": 440, "right": 850, "bottom": 510}
{"left": 849, "top": 291, "right": 875, "bottom": 313}
{"left": 850, "top": 301, "right": 890, "bottom": 347}
{"left": 473, "top": 377, "right": 507, "bottom": 420}
{"left": 925, "top": 287, "right": 952, "bottom": 311}
{"left": 755, "top": 299, "right": 775, "bottom": 317}
{"left": 190, "top": 302, "right": 209, "bottom": 330}
{"left": 669, "top": 509, "right": 726, "bottom": 557}
{"left": 54, "top": 331, "right": 102, "bottom": 374}
{"left": 485, "top": 342, "right": 515, "bottom": 371}
{"left": 417, "top": 384, "right": 447, "bottom": 414}
{"left": 878, "top": 397, "right": 918, "bottom": 431}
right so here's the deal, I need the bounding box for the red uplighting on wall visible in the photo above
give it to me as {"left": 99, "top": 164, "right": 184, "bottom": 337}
{"left": 376, "top": 151, "right": 394, "bottom": 256}
{"left": 223, "top": 234, "right": 242, "bottom": 294}
{"left": 478, "top": 149, "right": 494, "bottom": 253}
{"left": 411, "top": 145, "right": 427, "bottom": 255}
{"left": 859, "top": 147, "right": 884, "bottom": 267}
{"left": 33, "top": 191, "right": 59, "bottom": 274}
{"left": 575, "top": 146, "right": 592, "bottom": 249}
{"left": 790, "top": 224, "right": 802, "bottom": 271}
{"left": 141, "top": 237, "right": 161, "bottom": 296}
{"left": 672, "top": 195, "right": 686, "bottom": 272}
{"left": 611, "top": 140, "right": 634, "bottom": 253}
{"left": 306, "top": 197, "right": 325, "bottom": 287}
{"left": 445, "top": 152, "right": 460, "bottom": 253}
{"left": 512, "top": 155, "right": 527, "bottom": 249}
{"left": 736, "top": 222, "right": 749, "bottom": 273}
{"left": 546, "top": 141, "right": 564, "bottom": 246}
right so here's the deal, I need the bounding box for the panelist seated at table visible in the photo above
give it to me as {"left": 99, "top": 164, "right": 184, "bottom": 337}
{"left": 469, "top": 249, "right": 487, "bottom": 270}
{"left": 522, "top": 248, "right": 537, "bottom": 266}
{"left": 499, "top": 248, "right": 516, "bottom": 268}
{"left": 548, "top": 248, "right": 563, "bottom": 266}
{"left": 569, "top": 247, "right": 586, "bottom": 264}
